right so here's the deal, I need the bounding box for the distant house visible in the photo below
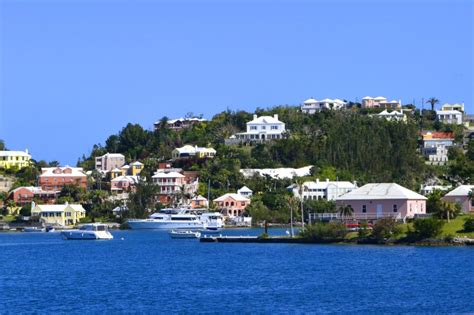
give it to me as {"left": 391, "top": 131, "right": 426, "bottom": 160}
{"left": 171, "top": 145, "right": 216, "bottom": 160}
{"left": 213, "top": 193, "right": 251, "bottom": 217}
{"left": 441, "top": 103, "right": 464, "bottom": 112}
{"left": 153, "top": 117, "right": 207, "bottom": 131}
{"left": 152, "top": 169, "right": 198, "bottom": 205}
{"left": 237, "top": 186, "right": 253, "bottom": 198}
{"left": 421, "top": 131, "right": 454, "bottom": 165}
{"left": 375, "top": 110, "right": 407, "bottom": 122}
{"left": 39, "top": 166, "right": 87, "bottom": 191}
{"left": 240, "top": 166, "right": 313, "bottom": 180}
{"left": 225, "top": 114, "right": 286, "bottom": 145}
{"left": 436, "top": 110, "right": 463, "bottom": 125}
{"left": 190, "top": 195, "right": 208, "bottom": 209}
{"left": 31, "top": 203, "right": 86, "bottom": 226}
{"left": 0, "top": 149, "right": 31, "bottom": 170}
{"left": 110, "top": 161, "right": 144, "bottom": 179}
{"left": 442, "top": 185, "right": 474, "bottom": 213}
{"left": 301, "top": 98, "right": 346, "bottom": 113}
{"left": 111, "top": 175, "right": 139, "bottom": 193}
{"left": 95, "top": 153, "right": 125, "bottom": 172}
{"left": 362, "top": 96, "right": 401, "bottom": 109}
{"left": 290, "top": 179, "right": 357, "bottom": 201}
{"left": 420, "top": 185, "right": 451, "bottom": 196}
{"left": 9, "top": 186, "right": 58, "bottom": 205}
{"left": 336, "top": 183, "right": 427, "bottom": 220}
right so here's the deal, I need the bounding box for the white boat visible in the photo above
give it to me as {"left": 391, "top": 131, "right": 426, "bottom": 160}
{"left": 201, "top": 226, "right": 222, "bottom": 234}
{"left": 61, "top": 223, "right": 113, "bottom": 240}
{"left": 23, "top": 227, "right": 45, "bottom": 232}
{"left": 127, "top": 208, "right": 223, "bottom": 230}
{"left": 169, "top": 230, "right": 201, "bottom": 239}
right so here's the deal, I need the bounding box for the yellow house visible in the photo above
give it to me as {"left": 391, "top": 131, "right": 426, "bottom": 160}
{"left": 31, "top": 203, "right": 86, "bottom": 226}
{"left": 130, "top": 161, "right": 144, "bottom": 176}
{"left": 110, "top": 168, "right": 122, "bottom": 179}
{"left": 196, "top": 147, "right": 216, "bottom": 159}
{"left": 0, "top": 150, "right": 31, "bottom": 170}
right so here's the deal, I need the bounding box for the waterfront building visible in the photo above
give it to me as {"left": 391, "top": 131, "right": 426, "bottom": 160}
{"left": 111, "top": 175, "right": 139, "bottom": 193}
{"left": 375, "top": 110, "right": 407, "bottom": 122}
{"left": 171, "top": 145, "right": 216, "bottom": 160}
{"left": 240, "top": 165, "right": 313, "bottom": 180}
{"left": 442, "top": 185, "right": 474, "bottom": 213}
{"left": 153, "top": 117, "right": 207, "bottom": 131}
{"left": 225, "top": 114, "right": 286, "bottom": 145}
{"left": 420, "top": 185, "right": 451, "bottom": 196}
{"left": 31, "top": 203, "right": 86, "bottom": 226}
{"left": 95, "top": 153, "right": 125, "bottom": 172}
{"left": 361, "top": 96, "right": 401, "bottom": 109}
{"left": 290, "top": 179, "right": 357, "bottom": 201}
{"left": 190, "top": 195, "right": 208, "bottom": 209}
{"left": 152, "top": 170, "right": 198, "bottom": 205}
{"left": 9, "top": 186, "right": 58, "bottom": 205}
{"left": 39, "top": 166, "right": 87, "bottom": 191}
{"left": 336, "top": 183, "right": 427, "bottom": 220}
{"left": 301, "top": 98, "right": 346, "bottom": 113}
{"left": 213, "top": 193, "right": 251, "bottom": 217}
{"left": 237, "top": 186, "right": 253, "bottom": 198}
{"left": 436, "top": 110, "right": 463, "bottom": 125}
{"left": 0, "top": 150, "right": 31, "bottom": 170}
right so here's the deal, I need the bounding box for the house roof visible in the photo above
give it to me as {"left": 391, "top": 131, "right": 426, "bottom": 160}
{"left": 304, "top": 98, "right": 318, "bottom": 104}
{"left": 436, "top": 110, "right": 462, "bottom": 115}
{"left": 444, "top": 185, "right": 474, "bottom": 197}
{"left": 152, "top": 171, "right": 185, "bottom": 178}
{"left": 192, "top": 195, "right": 208, "bottom": 201}
{"left": 374, "top": 96, "right": 387, "bottom": 100}
{"left": 214, "top": 193, "right": 251, "bottom": 202}
{"left": 111, "top": 175, "right": 139, "bottom": 183}
{"left": 10, "top": 186, "right": 58, "bottom": 194}
{"left": 0, "top": 150, "right": 31, "bottom": 157}
{"left": 237, "top": 186, "right": 253, "bottom": 193}
{"left": 248, "top": 115, "right": 283, "bottom": 124}
{"left": 422, "top": 131, "right": 455, "bottom": 140}
{"left": 131, "top": 161, "right": 144, "bottom": 166}
{"left": 111, "top": 168, "right": 122, "bottom": 172}
{"left": 337, "top": 183, "right": 427, "bottom": 201}
{"left": 303, "top": 180, "right": 356, "bottom": 190}
{"left": 40, "top": 166, "right": 86, "bottom": 178}
{"left": 100, "top": 153, "right": 125, "bottom": 158}
{"left": 378, "top": 110, "right": 404, "bottom": 116}
{"left": 362, "top": 96, "right": 373, "bottom": 100}
{"left": 240, "top": 166, "right": 313, "bottom": 179}
{"left": 33, "top": 204, "right": 86, "bottom": 213}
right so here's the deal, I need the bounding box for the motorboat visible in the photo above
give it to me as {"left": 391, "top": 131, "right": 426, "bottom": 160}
{"left": 169, "top": 230, "right": 201, "bottom": 239}
{"left": 61, "top": 223, "right": 113, "bottom": 240}
{"left": 200, "top": 226, "right": 222, "bottom": 234}
{"left": 23, "top": 227, "right": 45, "bottom": 232}
{"left": 127, "top": 208, "right": 223, "bottom": 230}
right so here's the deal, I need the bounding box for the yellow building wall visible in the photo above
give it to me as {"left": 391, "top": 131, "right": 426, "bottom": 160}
{"left": 0, "top": 155, "right": 31, "bottom": 170}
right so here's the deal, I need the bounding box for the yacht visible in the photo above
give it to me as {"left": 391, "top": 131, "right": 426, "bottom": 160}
{"left": 169, "top": 230, "right": 201, "bottom": 239}
{"left": 127, "top": 208, "right": 223, "bottom": 230}
{"left": 61, "top": 223, "right": 113, "bottom": 240}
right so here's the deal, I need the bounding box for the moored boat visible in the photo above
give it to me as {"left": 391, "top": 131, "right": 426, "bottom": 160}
{"left": 61, "top": 223, "right": 113, "bottom": 240}
{"left": 169, "top": 230, "right": 201, "bottom": 239}
{"left": 23, "top": 227, "right": 45, "bottom": 232}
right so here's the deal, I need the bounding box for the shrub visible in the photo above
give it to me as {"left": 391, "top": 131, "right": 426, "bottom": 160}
{"left": 300, "top": 222, "right": 347, "bottom": 240}
{"left": 357, "top": 221, "right": 370, "bottom": 238}
{"left": 463, "top": 217, "right": 474, "bottom": 232}
{"left": 413, "top": 217, "right": 445, "bottom": 239}
{"left": 372, "top": 218, "right": 402, "bottom": 241}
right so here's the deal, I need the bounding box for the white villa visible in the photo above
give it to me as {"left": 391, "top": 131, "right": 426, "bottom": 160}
{"left": 237, "top": 186, "right": 253, "bottom": 198}
{"left": 376, "top": 110, "right": 407, "bottom": 122}
{"left": 301, "top": 98, "right": 346, "bottom": 113}
{"left": 436, "top": 110, "right": 463, "bottom": 125}
{"left": 441, "top": 103, "right": 464, "bottom": 112}
{"left": 226, "top": 114, "right": 286, "bottom": 144}
{"left": 240, "top": 166, "right": 313, "bottom": 180}
{"left": 290, "top": 179, "right": 357, "bottom": 201}
{"left": 171, "top": 145, "right": 216, "bottom": 160}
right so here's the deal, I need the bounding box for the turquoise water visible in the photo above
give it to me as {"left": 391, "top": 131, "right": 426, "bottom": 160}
{"left": 0, "top": 228, "right": 473, "bottom": 314}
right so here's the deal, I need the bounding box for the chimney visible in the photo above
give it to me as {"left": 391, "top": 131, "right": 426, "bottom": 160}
{"left": 25, "top": 149, "right": 29, "bottom": 154}
{"left": 326, "top": 178, "right": 329, "bottom": 182}
{"left": 316, "top": 178, "right": 319, "bottom": 184}
{"left": 353, "top": 181, "right": 357, "bottom": 187}
{"left": 274, "top": 114, "right": 278, "bottom": 120}
{"left": 253, "top": 114, "right": 257, "bottom": 120}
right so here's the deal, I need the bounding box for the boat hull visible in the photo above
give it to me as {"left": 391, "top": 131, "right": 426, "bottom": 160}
{"left": 127, "top": 220, "right": 205, "bottom": 230}
{"left": 61, "top": 230, "right": 113, "bottom": 240}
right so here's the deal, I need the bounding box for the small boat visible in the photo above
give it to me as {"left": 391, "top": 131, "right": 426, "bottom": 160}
{"left": 169, "top": 230, "right": 201, "bottom": 239}
{"left": 61, "top": 223, "right": 113, "bottom": 240}
{"left": 45, "top": 226, "right": 56, "bottom": 232}
{"left": 23, "top": 227, "right": 45, "bottom": 232}
{"left": 201, "top": 227, "right": 222, "bottom": 234}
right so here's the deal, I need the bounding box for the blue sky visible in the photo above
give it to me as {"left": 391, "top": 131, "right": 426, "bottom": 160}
{"left": 0, "top": 0, "right": 472, "bottom": 165}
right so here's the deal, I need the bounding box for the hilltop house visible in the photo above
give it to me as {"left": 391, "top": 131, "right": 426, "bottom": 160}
{"left": 301, "top": 98, "right": 346, "bottom": 113}
{"left": 336, "top": 183, "right": 427, "bottom": 220}
{"left": 421, "top": 131, "right": 454, "bottom": 165}
{"left": 95, "top": 153, "right": 125, "bottom": 172}
{"left": 39, "top": 166, "right": 87, "bottom": 191}
{"left": 152, "top": 168, "right": 198, "bottom": 205}
{"left": 290, "top": 179, "right": 357, "bottom": 201}
{"left": 375, "top": 110, "right": 407, "bottom": 122}
{"left": 442, "top": 185, "right": 474, "bottom": 213}
{"left": 0, "top": 150, "right": 31, "bottom": 170}
{"left": 240, "top": 166, "right": 313, "bottom": 180}
{"left": 225, "top": 114, "right": 286, "bottom": 145}
{"left": 190, "top": 195, "right": 208, "bottom": 209}
{"left": 436, "top": 110, "right": 463, "bottom": 125}
{"left": 237, "top": 186, "right": 253, "bottom": 198}
{"left": 213, "top": 193, "right": 251, "bottom": 218}
{"left": 362, "top": 96, "right": 401, "bottom": 109}
{"left": 441, "top": 103, "right": 464, "bottom": 112}
{"left": 153, "top": 117, "right": 207, "bottom": 131}
{"left": 9, "top": 186, "right": 58, "bottom": 205}
{"left": 31, "top": 203, "right": 86, "bottom": 226}
{"left": 171, "top": 145, "right": 216, "bottom": 160}
{"left": 111, "top": 175, "right": 139, "bottom": 193}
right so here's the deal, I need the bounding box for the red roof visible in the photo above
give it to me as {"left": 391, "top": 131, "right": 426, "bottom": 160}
{"left": 422, "top": 131, "right": 454, "bottom": 139}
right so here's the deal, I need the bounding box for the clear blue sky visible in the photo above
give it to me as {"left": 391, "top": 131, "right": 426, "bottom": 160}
{"left": 1, "top": 0, "right": 472, "bottom": 165}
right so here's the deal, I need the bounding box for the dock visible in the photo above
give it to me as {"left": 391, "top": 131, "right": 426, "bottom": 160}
{"left": 200, "top": 235, "right": 329, "bottom": 244}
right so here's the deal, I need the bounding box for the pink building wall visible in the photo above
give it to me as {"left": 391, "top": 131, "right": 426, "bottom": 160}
{"left": 336, "top": 199, "right": 426, "bottom": 219}
{"left": 215, "top": 197, "right": 250, "bottom": 217}
{"left": 442, "top": 196, "right": 473, "bottom": 213}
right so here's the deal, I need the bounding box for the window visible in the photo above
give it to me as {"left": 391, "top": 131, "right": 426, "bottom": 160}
{"left": 241, "top": 202, "right": 245, "bottom": 206}
{"left": 393, "top": 204, "right": 398, "bottom": 212}
{"left": 362, "top": 205, "right": 367, "bottom": 213}
{"left": 261, "top": 126, "right": 266, "bottom": 130}
{"left": 250, "top": 126, "right": 257, "bottom": 130}
{"left": 271, "top": 125, "right": 278, "bottom": 130}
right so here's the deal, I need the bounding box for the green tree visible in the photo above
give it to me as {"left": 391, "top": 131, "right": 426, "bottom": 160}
{"left": 246, "top": 200, "right": 271, "bottom": 225}
{"left": 462, "top": 217, "right": 474, "bottom": 232}
{"left": 412, "top": 217, "right": 445, "bottom": 239}
{"left": 426, "top": 97, "right": 439, "bottom": 111}
{"left": 372, "top": 218, "right": 402, "bottom": 241}
{"left": 299, "top": 222, "right": 347, "bottom": 241}
{"left": 436, "top": 201, "right": 460, "bottom": 223}
{"left": 126, "top": 180, "right": 159, "bottom": 219}
{"left": 338, "top": 204, "right": 353, "bottom": 221}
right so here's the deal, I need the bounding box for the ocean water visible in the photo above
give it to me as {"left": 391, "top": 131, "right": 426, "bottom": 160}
{"left": 0, "top": 228, "right": 473, "bottom": 314}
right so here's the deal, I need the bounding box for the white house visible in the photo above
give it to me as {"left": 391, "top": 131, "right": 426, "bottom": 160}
{"left": 420, "top": 185, "right": 451, "bottom": 196}
{"left": 436, "top": 110, "right": 463, "bottom": 125}
{"left": 376, "top": 110, "right": 407, "bottom": 122}
{"left": 240, "top": 166, "right": 313, "bottom": 180}
{"left": 226, "top": 114, "right": 286, "bottom": 144}
{"left": 362, "top": 96, "right": 401, "bottom": 109}
{"left": 171, "top": 145, "right": 216, "bottom": 160}
{"left": 237, "top": 186, "right": 253, "bottom": 198}
{"left": 290, "top": 179, "right": 357, "bottom": 201}
{"left": 95, "top": 153, "right": 125, "bottom": 172}
{"left": 441, "top": 103, "right": 464, "bottom": 112}
{"left": 301, "top": 98, "right": 346, "bottom": 113}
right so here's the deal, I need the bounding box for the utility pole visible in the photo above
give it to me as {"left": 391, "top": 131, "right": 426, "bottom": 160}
{"left": 207, "top": 179, "right": 210, "bottom": 210}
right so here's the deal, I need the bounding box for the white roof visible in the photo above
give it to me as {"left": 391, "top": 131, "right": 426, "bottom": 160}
{"left": 152, "top": 171, "right": 185, "bottom": 179}
{"left": 214, "top": 193, "right": 250, "bottom": 202}
{"left": 378, "top": 110, "right": 403, "bottom": 116}
{"left": 304, "top": 98, "right": 318, "bottom": 104}
{"left": 303, "top": 180, "right": 356, "bottom": 190}
{"left": 338, "top": 183, "right": 427, "bottom": 200}
{"left": 40, "top": 166, "right": 86, "bottom": 177}
{"left": 248, "top": 115, "right": 283, "bottom": 124}
{"left": 436, "top": 110, "right": 462, "bottom": 115}
{"left": 444, "top": 185, "right": 474, "bottom": 197}
{"left": 240, "top": 166, "right": 313, "bottom": 179}
{"left": 165, "top": 117, "right": 207, "bottom": 124}
{"left": 362, "top": 96, "right": 373, "bottom": 100}
{"left": 99, "top": 153, "right": 124, "bottom": 158}
{"left": 111, "top": 175, "right": 139, "bottom": 183}
{"left": 191, "top": 195, "right": 208, "bottom": 201}
{"left": 0, "top": 150, "right": 31, "bottom": 157}
{"left": 111, "top": 168, "right": 122, "bottom": 172}
{"left": 131, "top": 161, "right": 143, "bottom": 166}
{"left": 237, "top": 186, "right": 253, "bottom": 193}
{"left": 374, "top": 96, "right": 387, "bottom": 100}
{"left": 33, "top": 204, "right": 86, "bottom": 213}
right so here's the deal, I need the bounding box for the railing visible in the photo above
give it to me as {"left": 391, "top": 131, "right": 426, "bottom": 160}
{"left": 308, "top": 212, "right": 403, "bottom": 222}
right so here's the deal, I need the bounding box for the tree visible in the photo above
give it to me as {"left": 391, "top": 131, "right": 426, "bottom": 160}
{"left": 299, "top": 222, "right": 347, "bottom": 241}
{"left": 436, "top": 201, "right": 460, "bottom": 223}
{"left": 246, "top": 200, "right": 271, "bottom": 225}
{"left": 338, "top": 204, "right": 353, "bottom": 221}
{"left": 126, "top": 180, "right": 159, "bottom": 219}
{"left": 463, "top": 217, "right": 474, "bottom": 232}
{"left": 372, "top": 218, "right": 402, "bottom": 241}
{"left": 412, "top": 217, "right": 444, "bottom": 239}
{"left": 426, "top": 97, "right": 439, "bottom": 111}
{"left": 0, "top": 139, "right": 5, "bottom": 150}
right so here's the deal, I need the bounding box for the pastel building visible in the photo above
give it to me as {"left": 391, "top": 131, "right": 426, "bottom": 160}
{"left": 237, "top": 186, "right": 253, "bottom": 198}
{"left": 31, "top": 203, "right": 86, "bottom": 226}
{"left": 0, "top": 150, "right": 31, "bottom": 170}
{"left": 213, "top": 193, "right": 251, "bottom": 217}
{"left": 9, "top": 186, "right": 58, "bottom": 205}
{"left": 39, "top": 166, "right": 88, "bottom": 191}
{"left": 336, "top": 183, "right": 427, "bottom": 220}
{"left": 154, "top": 117, "right": 207, "bottom": 131}
{"left": 95, "top": 153, "right": 125, "bottom": 172}
{"left": 362, "top": 96, "right": 401, "bottom": 109}
{"left": 171, "top": 145, "right": 216, "bottom": 160}
{"left": 436, "top": 110, "right": 463, "bottom": 125}
{"left": 190, "top": 195, "right": 208, "bottom": 209}
{"left": 226, "top": 114, "right": 286, "bottom": 144}
{"left": 291, "top": 179, "right": 357, "bottom": 201}
{"left": 442, "top": 185, "right": 474, "bottom": 213}
{"left": 421, "top": 131, "right": 454, "bottom": 165}
{"left": 301, "top": 98, "right": 346, "bottom": 113}
{"left": 111, "top": 176, "right": 139, "bottom": 193}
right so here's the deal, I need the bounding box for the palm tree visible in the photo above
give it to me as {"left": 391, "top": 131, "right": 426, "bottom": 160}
{"left": 338, "top": 204, "right": 353, "bottom": 221}
{"left": 285, "top": 195, "right": 298, "bottom": 238}
{"left": 439, "top": 201, "right": 457, "bottom": 223}
{"left": 426, "top": 97, "right": 439, "bottom": 111}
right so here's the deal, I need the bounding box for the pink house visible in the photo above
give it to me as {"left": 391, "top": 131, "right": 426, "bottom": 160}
{"left": 442, "top": 185, "right": 474, "bottom": 213}
{"left": 336, "top": 183, "right": 427, "bottom": 220}
{"left": 111, "top": 176, "right": 139, "bottom": 193}
{"left": 213, "top": 193, "right": 251, "bottom": 217}
{"left": 190, "top": 195, "right": 208, "bottom": 209}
